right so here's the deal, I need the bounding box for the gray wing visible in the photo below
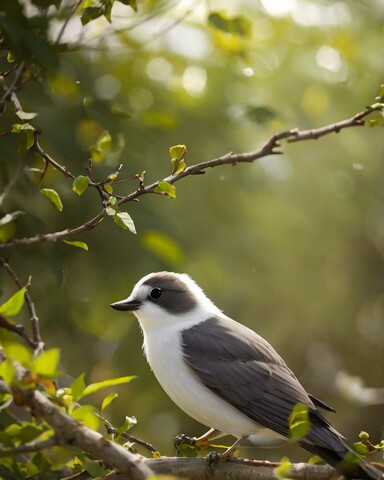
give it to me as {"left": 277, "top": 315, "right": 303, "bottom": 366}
{"left": 181, "top": 316, "right": 342, "bottom": 449}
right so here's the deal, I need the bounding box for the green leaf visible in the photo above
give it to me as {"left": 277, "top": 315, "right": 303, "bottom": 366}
{"left": 63, "top": 240, "right": 89, "bottom": 251}
{"left": 72, "top": 175, "right": 89, "bottom": 196}
{"left": 0, "top": 287, "right": 26, "bottom": 317}
{"left": 101, "top": 392, "right": 118, "bottom": 411}
{"left": 353, "top": 442, "right": 369, "bottom": 455}
{"left": 83, "top": 459, "right": 108, "bottom": 478}
{"left": 33, "top": 348, "right": 60, "bottom": 377}
{"left": 15, "top": 110, "right": 38, "bottom": 120}
{"left": 169, "top": 144, "right": 187, "bottom": 160}
{"left": 11, "top": 123, "right": 35, "bottom": 156}
{"left": 274, "top": 457, "right": 292, "bottom": 480}
{"left": 0, "top": 358, "right": 15, "bottom": 386}
{"left": 81, "top": 7, "right": 103, "bottom": 25}
{"left": 117, "top": 0, "right": 137, "bottom": 12}
{"left": 208, "top": 12, "right": 252, "bottom": 39}
{"left": 113, "top": 211, "right": 137, "bottom": 234}
{"left": 116, "top": 415, "right": 137, "bottom": 434}
{"left": 71, "top": 405, "right": 99, "bottom": 430}
{"left": 71, "top": 373, "right": 86, "bottom": 401}
{"left": 81, "top": 375, "right": 136, "bottom": 399}
{"left": 103, "top": 184, "right": 113, "bottom": 194}
{"left": 288, "top": 403, "right": 310, "bottom": 441}
{"left": 2, "top": 342, "right": 33, "bottom": 366}
{"left": 40, "top": 188, "right": 63, "bottom": 212}
{"left": 154, "top": 181, "right": 176, "bottom": 198}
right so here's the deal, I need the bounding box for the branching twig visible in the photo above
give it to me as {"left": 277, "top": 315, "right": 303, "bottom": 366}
{"left": 0, "top": 436, "right": 59, "bottom": 455}
{"left": 33, "top": 135, "right": 76, "bottom": 180}
{"left": 102, "top": 417, "right": 158, "bottom": 454}
{"left": 0, "top": 313, "right": 36, "bottom": 350}
{"left": 0, "top": 103, "right": 382, "bottom": 250}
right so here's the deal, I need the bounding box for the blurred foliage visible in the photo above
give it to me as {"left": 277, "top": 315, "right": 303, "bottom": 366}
{"left": 0, "top": 0, "right": 383, "bottom": 473}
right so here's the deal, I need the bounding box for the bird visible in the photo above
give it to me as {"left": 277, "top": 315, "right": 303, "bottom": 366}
{"left": 111, "top": 271, "right": 383, "bottom": 480}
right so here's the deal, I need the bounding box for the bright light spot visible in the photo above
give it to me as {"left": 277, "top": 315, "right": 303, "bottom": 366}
{"left": 260, "top": 0, "right": 297, "bottom": 17}
{"left": 292, "top": 1, "right": 352, "bottom": 27}
{"left": 167, "top": 25, "right": 211, "bottom": 59}
{"left": 243, "top": 67, "right": 254, "bottom": 77}
{"left": 95, "top": 74, "right": 121, "bottom": 100}
{"left": 353, "top": 162, "right": 364, "bottom": 171}
{"left": 258, "top": 156, "right": 292, "bottom": 181}
{"left": 182, "top": 66, "right": 207, "bottom": 97}
{"left": 146, "top": 57, "right": 173, "bottom": 83}
{"left": 316, "top": 46, "right": 342, "bottom": 72}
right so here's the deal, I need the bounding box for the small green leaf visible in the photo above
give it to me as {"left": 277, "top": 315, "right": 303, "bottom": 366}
{"left": 0, "top": 358, "right": 15, "bottom": 386}
{"left": 288, "top": 403, "right": 310, "bottom": 441}
{"left": 81, "top": 6, "right": 103, "bottom": 25}
{"left": 103, "top": 184, "right": 113, "bottom": 194}
{"left": 72, "top": 175, "right": 89, "bottom": 196}
{"left": 34, "top": 348, "right": 60, "bottom": 378}
{"left": 7, "top": 52, "right": 15, "bottom": 63}
{"left": 308, "top": 455, "right": 322, "bottom": 465}
{"left": 40, "top": 188, "right": 63, "bottom": 212}
{"left": 81, "top": 375, "right": 136, "bottom": 398}
{"left": 83, "top": 459, "right": 108, "bottom": 478}
{"left": 15, "top": 110, "right": 38, "bottom": 120}
{"left": 116, "top": 415, "right": 137, "bottom": 434}
{"left": 2, "top": 342, "right": 33, "bottom": 366}
{"left": 353, "top": 442, "right": 369, "bottom": 455}
{"left": 274, "top": 457, "right": 292, "bottom": 480}
{"left": 63, "top": 240, "right": 89, "bottom": 251}
{"left": 0, "top": 287, "right": 26, "bottom": 317}
{"left": 101, "top": 392, "right": 118, "bottom": 411}
{"left": 154, "top": 181, "right": 176, "bottom": 198}
{"left": 113, "top": 212, "right": 137, "bottom": 234}
{"left": 71, "top": 373, "right": 86, "bottom": 401}
{"left": 71, "top": 405, "right": 99, "bottom": 430}
{"left": 169, "top": 144, "right": 187, "bottom": 160}
{"left": 105, "top": 206, "right": 116, "bottom": 216}
{"left": 11, "top": 123, "right": 35, "bottom": 156}
{"left": 118, "top": 0, "right": 137, "bottom": 11}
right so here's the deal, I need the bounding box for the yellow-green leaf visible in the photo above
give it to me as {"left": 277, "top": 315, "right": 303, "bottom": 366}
{"left": 154, "top": 181, "right": 176, "bottom": 198}
{"left": 34, "top": 348, "right": 60, "bottom": 378}
{"left": 2, "top": 342, "right": 33, "bottom": 366}
{"left": 63, "top": 240, "right": 88, "bottom": 251}
{"left": 71, "top": 373, "right": 86, "bottom": 401}
{"left": 40, "top": 188, "right": 63, "bottom": 212}
{"left": 113, "top": 212, "right": 137, "bottom": 234}
{"left": 274, "top": 457, "right": 292, "bottom": 480}
{"left": 103, "top": 183, "right": 113, "bottom": 194}
{"left": 81, "top": 375, "right": 136, "bottom": 398}
{"left": 288, "top": 403, "right": 310, "bottom": 441}
{"left": 169, "top": 144, "right": 187, "bottom": 160}
{"left": 101, "top": 392, "right": 118, "bottom": 411}
{"left": 0, "top": 358, "right": 15, "bottom": 386}
{"left": 72, "top": 175, "right": 89, "bottom": 196}
{"left": 71, "top": 405, "right": 99, "bottom": 430}
{"left": 0, "top": 287, "right": 26, "bottom": 317}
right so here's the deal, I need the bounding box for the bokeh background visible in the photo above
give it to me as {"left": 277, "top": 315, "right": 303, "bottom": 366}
{"left": 1, "top": 0, "right": 384, "bottom": 462}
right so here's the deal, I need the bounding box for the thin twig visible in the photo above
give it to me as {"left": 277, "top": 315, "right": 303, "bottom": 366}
{"left": 55, "top": 0, "right": 83, "bottom": 44}
{"left": 0, "top": 164, "right": 24, "bottom": 208}
{"left": 0, "top": 62, "right": 25, "bottom": 105}
{"left": 0, "top": 258, "right": 44, "bottom": 354}
{"left": 33, "top": 135, "right": 76, "bottom": 180}
{"left": 0, "top": 436, "right": 59, "bottom": 455}
{"left": 0, "top": 103, "right": 382, "bottom": 249}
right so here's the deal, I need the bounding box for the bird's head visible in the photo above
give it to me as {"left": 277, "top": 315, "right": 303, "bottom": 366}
{"left": 110, "top": 271, "right": 220, "bottom": 332}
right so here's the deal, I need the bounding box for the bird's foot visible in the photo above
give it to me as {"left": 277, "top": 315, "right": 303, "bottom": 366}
{"left": 174, "top": 433, "right": 196, "bottom": 449}
{"left": 174, "top": 434, "right": 199, "bottom": 456}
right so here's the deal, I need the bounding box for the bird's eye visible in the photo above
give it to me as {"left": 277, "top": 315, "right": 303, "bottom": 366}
{"left": 149, "top": 288, "right": 163, "bottom": 300}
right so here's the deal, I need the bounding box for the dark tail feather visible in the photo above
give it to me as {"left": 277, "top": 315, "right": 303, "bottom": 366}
{"left": 299, "top": 413, "right": 383, "bottom": 480}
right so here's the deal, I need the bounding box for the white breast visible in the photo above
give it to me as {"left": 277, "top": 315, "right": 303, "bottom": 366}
{"left": 142, "top": 326, "right": 262, "bottom": 438}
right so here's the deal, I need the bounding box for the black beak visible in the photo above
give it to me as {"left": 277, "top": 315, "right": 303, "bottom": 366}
{"left": 110, "top": 299, "right": 142, "bottom": 311}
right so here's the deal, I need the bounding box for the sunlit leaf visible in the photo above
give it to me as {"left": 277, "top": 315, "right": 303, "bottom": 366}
{"left": 71, "top": 405, "right": 99, "bottom": 430}
{"left": 113, "top": 212, "right": 137, "bottom": 234}
{"left": 101, "top": 392, "right": 118, "bottom": 411}
{"left": 62, "top": 240, "right": 89, "bottom": 251}
{"left": 103, "top": 183, "right": 113, "bottom": 194}
{"left": 40, "top": 188, "right": 63, "bottom": 212}
{"left": 274, "top": 457, "right": 292, "bottom": 480}
{"left": 81, "top": 375, "right": 136, "bottom": 398}
{"left": 154, "top": 181, "right": 176, "bottom": 198}
{"left": 11, "top": 123, "right": 35, "bottom": 156}
{"left": 72, "top": 175, "right": 89, "bottom": 196}
{"left": 353, "top": 442, "right": 369, "bottom": 455}
{"left": 15, "top": 110, "right": 38, "bottom": 120}
{"left": 288, "top": 403, "right": 310, "bottom": 441}
{"left": 2, "top": 342, "right": 33, "bottom": 366}
{"left": 71, "top": 373, "right": 86, "bottom": 401}
{"left": 0, "top": 358, "right": 15, "bottom": 386}
{"left": 34, "top": 348, "right": 60, "bottom": 378}
{"left": 0, "top": 287, "right": 26, "bottom": 317}
{"left": 169, "top": 144, "right": 187, "bottom": 160}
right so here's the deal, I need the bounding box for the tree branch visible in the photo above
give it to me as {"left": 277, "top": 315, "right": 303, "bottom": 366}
{"left": 20, "top": 389, "right": 154, "bottom": 480}
{"left": 0, "top": 102, "right": 382, "bottom": 250}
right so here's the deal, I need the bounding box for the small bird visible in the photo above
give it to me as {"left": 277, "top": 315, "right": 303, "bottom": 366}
{"left": 111, "top": 271, "right": 382, "bottom": 480}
